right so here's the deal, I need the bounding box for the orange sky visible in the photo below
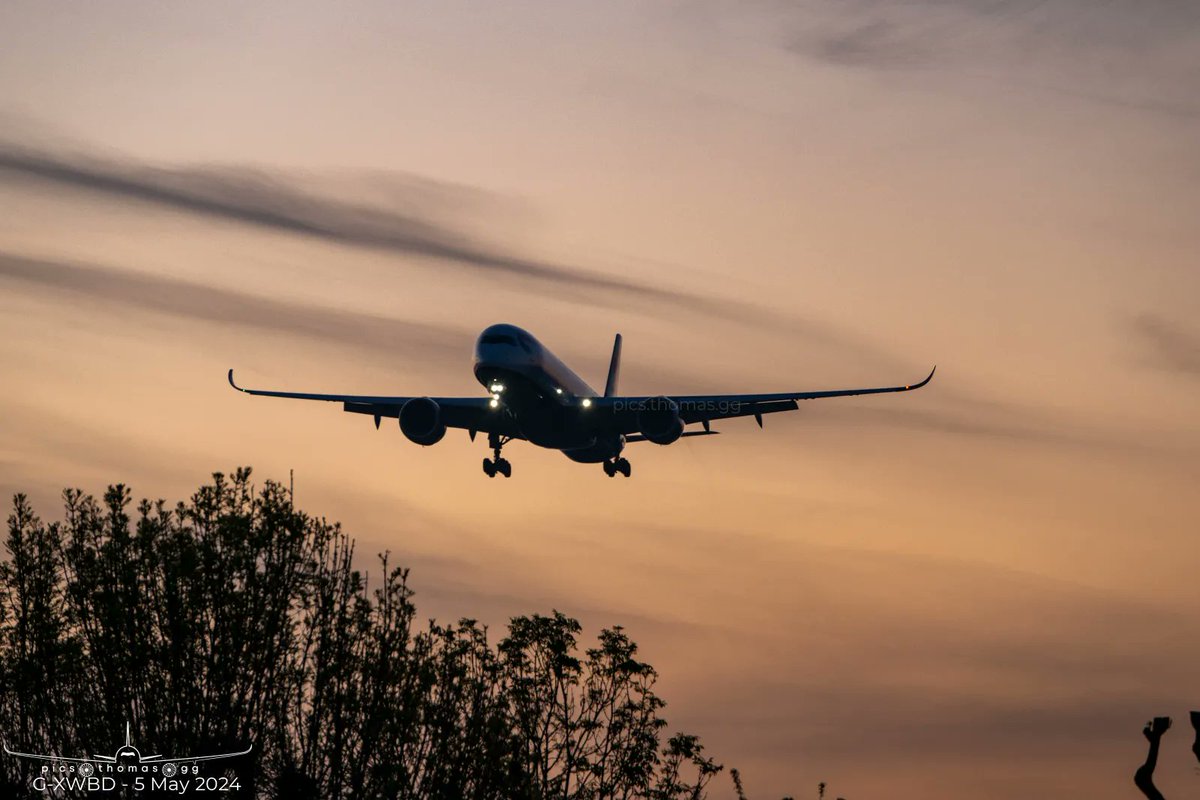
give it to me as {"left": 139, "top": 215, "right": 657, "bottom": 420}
{"left": 1, "top": 2, "right": 1198, "bottom": 797}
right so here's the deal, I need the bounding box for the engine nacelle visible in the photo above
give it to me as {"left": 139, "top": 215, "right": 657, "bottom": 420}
{"left": 399, "top": 397, "right": 446, "bottom": 445}
{"left": 636, "top": 396, "right": 684, "bottom": 445}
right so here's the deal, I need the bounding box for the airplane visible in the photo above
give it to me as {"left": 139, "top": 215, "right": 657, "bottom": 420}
{"left": 3, "top": 721, "right": 252, "bottom": 769}
{"left": 228, "top": 323, "right": 935, "bottom": 478}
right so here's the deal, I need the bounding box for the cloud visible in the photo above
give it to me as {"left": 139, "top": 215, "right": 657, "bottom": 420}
{"left": 0, "top": 143, "right": 898, "bottom": 361}
{"left": 785, "top": 0, "right": 1037, "bottom": 71}
{"left": 1131, "top": 313, "right": 1200, "bottom": 379}
{"left": 0, "top": 251, "right": 464, "bottom": 360}
{"left": 0, "top": 144, "right": 735, "bottom": 311}
{"left": 0, "top": 253, "right": 1165, "bottom": 456}
{"left": 822, "top": 404, "right": 1134, "bottom": 452}
{"left": 782, "top": 0, "right": 1200, "bottom": 117}
{"left": 798, "top": 15, "right": 944, "bottom": 70}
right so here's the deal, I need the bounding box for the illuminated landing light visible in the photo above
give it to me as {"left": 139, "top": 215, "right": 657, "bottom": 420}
{"left": 489, "top": 398, "right": 500, "bottom": 409}
{"left": 581, "top": 398, "right": 592, "bottom": 408}
{"left": 555, "top": 388, "right": 563, "bottom": 395}
{"left": 489, "top": 383, "right": 505, "bottom": 393}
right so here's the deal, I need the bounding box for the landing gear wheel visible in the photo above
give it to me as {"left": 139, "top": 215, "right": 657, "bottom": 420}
{"left": 603, "top": 460, "right": 616, "bottom": 477}
{"left": 484, "top": 434, "right": 514, "bottom": 478}
{"left": 616, "top": 458, "right": 631, "bottom": 478}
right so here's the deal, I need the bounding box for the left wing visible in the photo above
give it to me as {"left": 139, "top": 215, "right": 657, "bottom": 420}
{"left": 595, "top": 366, "right": 935, "bottom": 431}
{"left": 227, "top": 370, "right": 514, "bottom": 435}
{"left": 2, "top": 743, "right": 96, "bottom": 763}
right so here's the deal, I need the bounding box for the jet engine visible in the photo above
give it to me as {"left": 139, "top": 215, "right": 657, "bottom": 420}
{"left": 636, "top": 396, "right": 684, "bottom": 445}
{"left": 399, "top": 397, "right": 446, "bottom": 445}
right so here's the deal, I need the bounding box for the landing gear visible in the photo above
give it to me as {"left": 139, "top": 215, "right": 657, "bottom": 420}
{"left": 603, "top": 457, "right": 631, "bottom": 478}
{"left": 483, "top": 433, "right": 513, "bottom": 478}
{"left": 483, "top": 457, "right": 511, "bottom": 478}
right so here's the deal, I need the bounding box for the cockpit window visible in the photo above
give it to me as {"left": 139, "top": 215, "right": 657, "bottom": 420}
{"left": 481, "top": 334, "right": 517, "bottom": 346}
{"left": 516, "top": 332, "right": 534, "bottom": 353}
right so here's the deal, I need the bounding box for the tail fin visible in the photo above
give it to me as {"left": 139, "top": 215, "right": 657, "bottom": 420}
{"left": 604, "top": 334, "right": 622, "bottom": 397}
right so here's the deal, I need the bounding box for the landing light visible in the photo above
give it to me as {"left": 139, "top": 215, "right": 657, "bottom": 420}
{"left": 555, "top": 388, "right": 563, "bottom": 395}
{"left": 490, "top": 383, "right": 505, "bottom": 393}
{"left": 581, "top": 398, "right": 592, "bottom": 408}
{"left": 489, "top": 398, "right": 499, "bottom": 409}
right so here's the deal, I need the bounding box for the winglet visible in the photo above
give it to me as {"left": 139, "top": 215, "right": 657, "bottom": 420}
{"left": 604, "top": 333, "right": 622, "bottom": 398}
{"left": 228, "top": 369, "right": 245, "bottom": 392}
{"left": 907, "top": 365, "right": 936, "bottom": 391}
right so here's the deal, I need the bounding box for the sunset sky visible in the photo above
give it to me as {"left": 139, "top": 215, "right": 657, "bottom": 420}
{"left": 2, "top": 2, "right": 1199, "bottom": 797}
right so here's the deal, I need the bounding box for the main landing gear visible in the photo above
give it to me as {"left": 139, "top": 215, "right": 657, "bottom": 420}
{"left": 483, "top": 433, "right": 512, "bottom": 478}
{"left": 603, "top": 457, "right": 631, "bottom": 478}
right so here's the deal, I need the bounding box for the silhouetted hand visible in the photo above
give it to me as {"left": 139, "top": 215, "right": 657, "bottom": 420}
{"left": 1135, "top": 717, "right": 1172, "bottom": 800}
{"left": 1144, "top": 717, "right": 1172, "bottom": 742}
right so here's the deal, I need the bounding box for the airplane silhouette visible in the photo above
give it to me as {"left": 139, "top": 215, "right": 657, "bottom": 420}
{"left": 3, "top": 722, "right": 251, "bottom": 766}
{"left": 229, "top": 323, "right": 934, "bottom": 478}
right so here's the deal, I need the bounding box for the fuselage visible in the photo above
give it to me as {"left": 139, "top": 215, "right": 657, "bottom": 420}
{"left": 473, "top": 323, "right": 621, "bottom": 462}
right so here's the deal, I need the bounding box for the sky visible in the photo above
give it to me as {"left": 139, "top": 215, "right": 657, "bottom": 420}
{"left": 1, "top": 1, "right": 1198, "bottom": 797}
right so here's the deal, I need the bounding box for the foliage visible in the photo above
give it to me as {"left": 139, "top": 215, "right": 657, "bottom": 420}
{"left": 0, "top": 469, "right": 723, "bottom": 799}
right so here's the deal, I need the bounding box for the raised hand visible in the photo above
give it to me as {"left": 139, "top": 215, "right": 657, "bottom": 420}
{"left": 1135, "top": 717, "right": 1171, "bottom": 800}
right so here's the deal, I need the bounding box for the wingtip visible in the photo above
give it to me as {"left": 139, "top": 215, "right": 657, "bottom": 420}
{"left": 227, "top": 369, "right": 242, "bottom": 391}
{"left": 904, "top": 365, "right": 936, "bottom": 391}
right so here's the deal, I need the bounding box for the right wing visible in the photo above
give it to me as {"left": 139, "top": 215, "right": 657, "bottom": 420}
{"left": 227, "top": 370, "right": 515, "bottom": 435}
{"left": 592, "top": 366, "right": 936, "bottom": 432}
{"left": 150, "top": 743, "right": 254, "bottom": 763}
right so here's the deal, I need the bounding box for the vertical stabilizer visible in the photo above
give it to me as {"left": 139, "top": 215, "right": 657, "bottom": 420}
{"left": 604, "top": 334, "right": 622, "bottom": 397}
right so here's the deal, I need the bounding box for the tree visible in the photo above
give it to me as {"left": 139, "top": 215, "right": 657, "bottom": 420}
{"left": 0, "top": 469, "right": 724, "bottom": 799}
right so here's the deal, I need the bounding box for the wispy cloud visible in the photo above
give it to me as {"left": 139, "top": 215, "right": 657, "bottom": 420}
{"left": 0, "top": 252, "right": 464, "bottom": 360}
{"left": 782, "top": 0, "right": 1200, "bottom": 117}
{"left": 0, "top": 142, "right": 908, "bottom": 364}
{"left": 1132, "top": 313, "right": 1200, "bottom": 379}
{"left": 0, "top": 253, "right": 1154, "bottom": 454}
{"left": 785, "top": 0, "right": 1032, "bottom": 71}
{"left": 0, "top": 144, "right": 697, "bottom": 307}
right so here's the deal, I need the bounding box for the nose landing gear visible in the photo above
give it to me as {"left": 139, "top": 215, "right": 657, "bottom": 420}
{"left": 484, "top": 433, "right": 513, "bottom": 478}
{"left": 603, "top": 457, "right": 631, "bottom": 478}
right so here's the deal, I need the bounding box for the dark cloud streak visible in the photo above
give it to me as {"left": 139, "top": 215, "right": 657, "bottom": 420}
{"left": 0, "top": 142, "right": 903, "bottom": 364}
{"left": 0, "top": 145, "right": 707, "bottom": 309}
{"left": 1, "top": 252, "right": 1172, "bottom": 454}
{"left": 783, "top": 0, "right": 1200, "bottom": 117}
{"left": 0, "top": 252, "right": 464, "bottom": 361}
{"left": 1132, "top": 313, "right": 1200, "bottom": 378}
